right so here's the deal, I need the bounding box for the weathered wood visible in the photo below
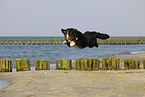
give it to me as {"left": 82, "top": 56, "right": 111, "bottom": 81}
{"left": 46, "top": 39, "right": 49, "bottom": 45}
{"left": 75, "top": 59, "right": 81, "bottom": 70}
{"left": 124, "top": 59, "right": 140, "bottom": 70}
{"left": 32, "top": 40, "right": 36, "bottom": 45}
{"left": 35, "top": 60, "right": 50, "bottom": 70}
{"left": 23, "top": 40, "right": 26, "bottom": 45}
{"left": 143, "top": 59, "right": 145, "bottom": 69}
{"left": 55, "top": 60, "right": 59, "bottom": 70}
{"left": 129, "top": 59, "right": 134, "bottom": 69}
{"left": 102, "top": 58, "right": 108, "bottom": 70}
{"left": 60, "top": 59, "right": 72, "bottom": 70}
{"left": 124, "top": 60, "right": 129, "bottom": 70}
{"left": 135, "top": 60, "right": 140, "bottom": 69}
{"left": 0, "top": 60, "right": 12, "bottom": 72}
{"left": 91, "top": 59, "right": 100, "bottom": 70}
{"left": 16, "top": 59, "right": 31, "bottom": 71}
{"left": 81, "top": 59, "right": 89, "bottom": 70}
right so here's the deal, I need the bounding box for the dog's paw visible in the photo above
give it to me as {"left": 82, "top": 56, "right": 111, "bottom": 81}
{"left": 70, "top": 41, "right": 75, "bottom": 46}
{"left": 63, "top": 40, "right": 67, "bottom": 44}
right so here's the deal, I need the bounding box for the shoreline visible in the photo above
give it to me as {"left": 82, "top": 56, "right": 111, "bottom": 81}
{"left": 0, "top": 53, "right": 145, "bottom": 97}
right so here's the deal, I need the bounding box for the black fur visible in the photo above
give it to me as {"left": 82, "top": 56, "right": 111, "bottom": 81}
{"left": 61, "top": 28, "right": 110, "bottom": 49}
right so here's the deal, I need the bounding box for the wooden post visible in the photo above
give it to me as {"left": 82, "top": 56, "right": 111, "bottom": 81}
{"left": 60, "top": 59, "right": 72, "bottom": 70}
{"left": 88, "top": 59, "right": 93, "bottom": 70}
{"left": 81, "top": 59, "right": 89, "bottom": 70}
{"left": 41, "top": 40, "right": 45, "bottom": 45}
{"left": 114, "top": 41, "right": 118, "bottom": 45}
{"left": 135, "top": 60, "right": 140, "bottom": 69}
{"left": 55, "top": 39, "right": 58, "bottom": 45}
{"left": 99, "top": 40, "right": 102, "bottom": 45}
{"left": 129, "top": 59, "right": 135, "bottom": 69}
{"left": 133, "top": 41, "right": 136, "bottom": 45}
{"left": 37, "top": 40, "right": 40, "bottom": 45}
{"left": 16, "top": 59, "right": 31, "bottom": 72}
{"left": 103, "top": 40, "right": 106, "bottom": 45}
{"left": 124, "top": 60, "right": 129, "bottom": 70}
{"left": 92, "top": 59, "right": 100, "bottom": 70}
{"left": 140, "top": 40, "right": 143, "bottom": 44}
{"left": 9, "top": 40, "right": 13, "bottom": 45}
{"left": 75, "top": 59, "right": 81, "bottom": 70}
{"left": 50, "top": 39, "right": 54, "bottom": 45}
{"left": 136, "top": 41, "right": 139, "bottom": 45}
{"left": 23, "top": 40, "right": 26, "bottom": 45}
{"left": 4, "top": 40, "right": 8, "bottom": 45}
{"left": 107, "top": 58, "right": 112, "bottom": 70}
{"left": 60, "top": 60, "right": 63, "bottom": 70}
{"left": 46, "top": 39, "right": 49, "bottom": 45}
{"left": 112, "top": 58, "right": 117, "bottom": 70}
{"left": 102, "top": 58, "right": 108, "bottom": 70}
{"left": 14, "top": 40, "right": 17, "bottom": 45}
{"left": 27, "top": 40, "right": 31, "bottom": 45}
{"left": 59, "top": 39, "right": 63, "bottom": 44}
{"left": 118, "top": 40, "right": 121, "bottom": 45}
{"left": 143, "top": 59, "right": 145, "bottom": 69}
{"left": 122, "top": 40, "right": 125, "bottom": 45}
{"left": 18, "top": 40, "right": 22, "bottom": 45}
{"left": 124, "top": 59, "right": 140, "bottom": 70}
{"left": 56, "top": 60, "right": 59, "bottom": 70}
{"left": 0, "top": 60, "right": 12, "bottom": 72}
{"left": 1, "top": 40, "right": 4, "bottom": 45}
{"left": 32, "top": 40, "right": 36, "bottom": 45}
{"left": 35, "top": 60, "right": 50, "bottom": 70}
{"left": 116, "top": 58, "right": 120, "bottom": 70}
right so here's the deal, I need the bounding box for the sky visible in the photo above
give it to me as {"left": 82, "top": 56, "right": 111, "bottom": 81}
{"left": 0, "top": 0, "right": 145, "bottom": 36}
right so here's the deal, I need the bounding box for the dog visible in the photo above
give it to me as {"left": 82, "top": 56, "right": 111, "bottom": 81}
{"left": 61, "top": 28, "right": 110, "bottom": 49}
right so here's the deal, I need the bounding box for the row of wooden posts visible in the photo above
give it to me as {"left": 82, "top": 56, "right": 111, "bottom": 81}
{"left": 0, "top": 39, "right": 145, "bottom": 45}
{"left": 0, "top": 39, "right": 63, "bottom": 45}
{"left": 0, "top": 58, "right": 145, "bottom": 72}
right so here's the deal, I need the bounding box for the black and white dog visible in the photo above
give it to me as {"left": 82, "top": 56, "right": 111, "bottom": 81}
{"left": 61, "top": 28, "right": 110, "bottom": 49}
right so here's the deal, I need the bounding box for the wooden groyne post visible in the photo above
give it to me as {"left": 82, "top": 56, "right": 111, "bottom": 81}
{"left": 0, "top": 60, "right": 12, "bottom": 72}
{"left": 79, "top": 59, "right": 100, "bottom": 70}
{"left": 16, "top": 59, "right": 31, "bottom": 71}
{"left": 124, "top": 59, "right": 140, "bottom": 70}
{"left": 81, "top": 59, "right": 89, "bottom": 70}
{"left": 90, "top": 59, "right": 100, "bottom": 70}
{"left": 35, "top": 60, "right": 50, "bottom": 70}
{"left": 75, "top": 59, "right": 81, "bottom": 70}
{"left": 102, "top": 58, "right": 120, "bottom": 70}
{"left": 60, "top": 59, "right": 72, "bottom": 70}
{"left": 143, "top": 59, "right": 145, "bottom": 69}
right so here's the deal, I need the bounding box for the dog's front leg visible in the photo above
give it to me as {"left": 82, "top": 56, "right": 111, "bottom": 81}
{"left": 63, "top": 40, "right": 67, "bottom": 44}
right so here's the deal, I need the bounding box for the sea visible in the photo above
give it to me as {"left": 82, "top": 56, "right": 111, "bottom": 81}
{"left": 0, "top": 36, "right": 145, "bottom": 71}
{"left": 0, "top": 36, "right": 145, "bottom": 89}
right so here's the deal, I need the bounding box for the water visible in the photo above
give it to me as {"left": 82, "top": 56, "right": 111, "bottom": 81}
{"left": 0, "top": 80, "right": 11, "bottom": 89}
{"left": 0, "top": 37, "right": 145, "bottom": 89}
{"left": 0, "top": 44, "right": 145, "bottom": 70}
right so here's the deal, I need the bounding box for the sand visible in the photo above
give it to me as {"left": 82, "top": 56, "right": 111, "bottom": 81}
{"left": 0, "top": 54, "right": 145, "bottom": 97}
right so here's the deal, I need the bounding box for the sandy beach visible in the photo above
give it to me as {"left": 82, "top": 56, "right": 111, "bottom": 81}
{"left": 0, "top": 53, "right": 145, "bottom": 97}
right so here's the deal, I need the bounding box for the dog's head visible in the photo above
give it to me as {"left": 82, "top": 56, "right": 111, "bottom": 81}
{"left": 61, "top": 28, "right": 82, "bottom": 42}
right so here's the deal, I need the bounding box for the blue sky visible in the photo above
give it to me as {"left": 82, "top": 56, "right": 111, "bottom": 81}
{"left": 0, "top": 0, "right": 145, "bottom": 36}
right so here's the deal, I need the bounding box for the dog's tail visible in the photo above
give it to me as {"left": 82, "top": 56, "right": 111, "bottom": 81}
{"left": 95, "top": 32, "right": 110, "bottom": 40}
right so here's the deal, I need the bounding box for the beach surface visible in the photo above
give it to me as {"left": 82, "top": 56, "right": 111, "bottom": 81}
{"left": 0, "top": 53, "right": 145, "bottom": 97}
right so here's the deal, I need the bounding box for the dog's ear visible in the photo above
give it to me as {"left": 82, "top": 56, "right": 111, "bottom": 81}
{"left": 61, "top": 29, "right": 66, "bottom": 34}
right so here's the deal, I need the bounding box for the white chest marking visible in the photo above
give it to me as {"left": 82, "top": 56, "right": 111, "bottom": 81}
{"left": 66, "top": 31, "right": 69, "bottom": 40}
{"left": 70, "top": 41, "right": 80, "bottom": 49}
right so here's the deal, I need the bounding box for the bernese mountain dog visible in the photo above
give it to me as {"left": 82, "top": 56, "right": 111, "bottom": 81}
{"left": 61, "top": 28, "right": 110, "bottom": 49}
